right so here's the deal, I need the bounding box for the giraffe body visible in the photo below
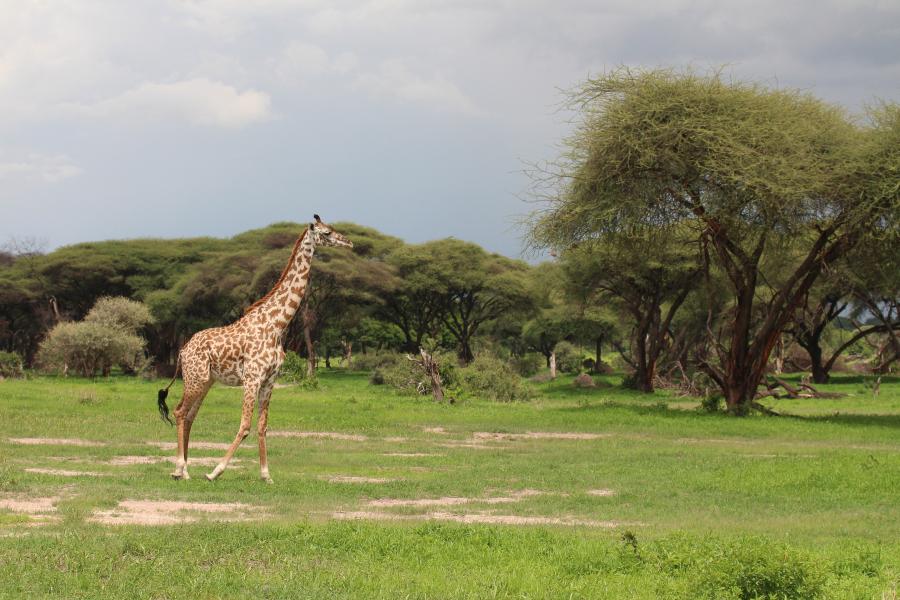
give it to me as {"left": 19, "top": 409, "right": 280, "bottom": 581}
{"left": 162, "top": 216, "right": 352, "bottom": 483}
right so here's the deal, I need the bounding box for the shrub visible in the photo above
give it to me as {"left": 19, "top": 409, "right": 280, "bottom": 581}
{"left": 374, "top": 350, "right": 457, "bottom": 396}
{"left": 36, "top": 321, "right": 145, "bottom": 377}
{"left": 634, "top": 534, "right": 826, "bottom": 600}
{"left": 0, "top": 351, "right": 24, "bottom": 379}
{"left": 84, "top": 296, "right": 154, "bottom": 332}
{"left": 352, "top": 352, "right": 405, "bottom": 373}
{"left": 510, "top": 353, "right": 543, "bottom": 377}
{"left": 279, "top": 351, "right": 318, "bottom": 389}
{"left": 456, "top": 354, "right": 532, "bottom": 402}
{"left": 553, "top": 341, "right": 582, "bottom": 374}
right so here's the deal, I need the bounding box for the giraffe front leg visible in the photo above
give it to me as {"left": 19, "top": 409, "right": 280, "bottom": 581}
{"left": 206, "top": 380, "right": 259, "bottom": 481}
{"left": 257, "top": 380, "right": 275, "bottom": 484}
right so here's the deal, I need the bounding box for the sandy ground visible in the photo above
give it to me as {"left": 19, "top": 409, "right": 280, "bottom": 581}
{"left": 332, "top": 510, "right": 624, "bottom": 527}
{"left": 8, "top": 437, "right": 105, "bottom": 447}
{"left": 89, "top": 500, "right": 263, "bottom": 525}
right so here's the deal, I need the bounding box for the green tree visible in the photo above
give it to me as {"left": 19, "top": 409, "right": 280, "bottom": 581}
{"left": 532, "top": 68, "right": 899, "bottom": 413}
{"left": 560, "top": 232, "right": 698, "bottom": 392}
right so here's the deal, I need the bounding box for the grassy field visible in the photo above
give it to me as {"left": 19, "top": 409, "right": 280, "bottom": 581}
{"left": 1, "top": 370, "right": 899, "bottom": 599}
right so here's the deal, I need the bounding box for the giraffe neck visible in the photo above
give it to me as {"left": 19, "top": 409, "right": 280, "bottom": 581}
{"left": 245, "top": 228, "right": 315, "bottom": 334}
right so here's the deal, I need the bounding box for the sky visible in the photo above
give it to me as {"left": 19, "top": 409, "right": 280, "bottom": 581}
{"left": 1, "top": 0, "right": 898, "bottom": 259}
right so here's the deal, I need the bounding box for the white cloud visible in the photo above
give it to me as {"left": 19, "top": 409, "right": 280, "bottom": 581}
{"left": 0, "top": 153, "right": 82, "bottom": 183}
{"left": 73, "top": 78, "right": 272, "bottom": 128}
{"left": 272, "top": 41, "right": 359, "bottom": 83}
{"left": 354, "top": 60, "right": 483, "bottom": 116}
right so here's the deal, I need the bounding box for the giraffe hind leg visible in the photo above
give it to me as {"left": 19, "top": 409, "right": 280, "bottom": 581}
{"left": 172, "top": 361, "right": 211, "bottom": 480}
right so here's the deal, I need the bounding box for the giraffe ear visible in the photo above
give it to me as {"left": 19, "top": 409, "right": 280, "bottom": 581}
{"left": 314, "top": 214, "right": 322, "bottom": 223}
{"left": 309, "top": 222, "right": 315, "bottom": 229}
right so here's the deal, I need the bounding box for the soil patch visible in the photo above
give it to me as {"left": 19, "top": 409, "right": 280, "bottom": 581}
{"left": 0, "top": 493, "right": 61, "bottom": 526}
{"left": 438, "top": 442, "right": 496, "bottom": 450}
{"left": 269, "top": 431, "right": 368, "bottom": 442}
{"left": 8, "top": 437, "right": 105, "bottom": 447}
{"left": 367, "top": 490, "right": 544, "bottom": 508}
{"left": 326, "top": 476, "right": 399, "bottom": 484}
{"left": 382, "top": 452, "right": 441, "bottom": 457}
{"left": 25, "top": 468, "right": 105, "bottom": 477}
{"left": 586, "top": 489, "right": 615, "bottom": 497}
{"left": 332, "top": 510, "right": 623, "bottom": 527}
{"left": 146, "top": 441, "right": 232, "bottom": 451}
{"left": 107, "top": 455, "right": 240, "bottom": 467}
{"left": 472, "top": 432, "right": 609, "bottom": 441}
{"left": 89, "top": 500, "right": 262, "bottom": 526}
{"left": 421, "top": 427, "right": 447, "bottom": 434}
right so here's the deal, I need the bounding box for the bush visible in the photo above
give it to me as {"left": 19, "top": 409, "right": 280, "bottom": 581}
{"left": 352, "top": 352, "right": 405, "bottom": 373}
{"left": 36, "top": 321, "right": 146, "bottom": 377}
{"left": 553, "top": 341, "right": 583, "bottom": 374}
{"left": 456, "top": 354, "right": 532, "bottom": 402}
{"left": 279, "top": 350, "right": 318, "bottom": 389}
{"left": 510, "top": 353, "right": 543, "bottom": 377}
{"left": 84, "top": 296, "right": 154, "bottom": 332}
{"left": 373, "top": 350, "right": 457, "bottom": 396}
{"left": 0, "top": 351, "right": 24, "bottom": 379}
{"left": 629, "top": 533, "right": 826, "bottom": 600}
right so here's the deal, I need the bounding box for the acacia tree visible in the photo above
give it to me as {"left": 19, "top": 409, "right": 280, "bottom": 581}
{"left": 531, "top": 68, "right": 899, "bottom": 413}
{"left": 561, "top": 232, "right": 698, "bottom": 392}
{"left": 430, "top": 239, "right": 534, "bottom": 364}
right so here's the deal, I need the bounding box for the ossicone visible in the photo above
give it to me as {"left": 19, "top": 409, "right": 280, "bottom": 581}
{"left": 313, "top": 214, "right": 322, "bottom": 223}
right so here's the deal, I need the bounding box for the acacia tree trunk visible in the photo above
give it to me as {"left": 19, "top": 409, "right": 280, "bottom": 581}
{"left": 593, "top": 336, "right": 603, "bottom": 373}
{"left": 549, "top": 351, "right": 557, "bottom": 379}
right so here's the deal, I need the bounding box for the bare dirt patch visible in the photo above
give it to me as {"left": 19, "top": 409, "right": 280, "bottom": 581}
{"left": 25, "top": 468, "right": 104, "bottom": 477}
{"left": 437, "top": 442, "right": 496, "bottom": 450}
{"left": 586, "top": 489, "right": 616, "bottom": 497}
{"left": 89, "top": 500, "right": 263, "bottom": 526}
{"left": 472, "top": 432, "right": 609, "bottom": 441}
{"left": 421, "top": 427, "right": 448, "bottom": 434}
{"left": 332, "top": 510, "right": 623, "bottom": 527}
{"left": 269, "top": 431, "right": 368, "bottom": 442}
{"left": 146, "top": 441, "right": 231, "bottom": 451}
{"left": 326, "top": 476, "right": 399, "bottom": 484}
{"left": 8, "top": 437, "right": 105, "bottom": 447}
{"left": 106, "top": 455, "right": 240, "bottom": 467}
{"left": 382, "top": 452, "right": 441, "bottom": 457}
{"left": 367, "top": 489, "right": 545, "bottom": 508}
{"left": 0, "top": 493, "right": 62, "bottom": 526}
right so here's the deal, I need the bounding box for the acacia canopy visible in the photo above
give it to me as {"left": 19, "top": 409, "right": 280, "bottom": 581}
{"left": 531, "top": 68, "right": 899, "bottom": 412}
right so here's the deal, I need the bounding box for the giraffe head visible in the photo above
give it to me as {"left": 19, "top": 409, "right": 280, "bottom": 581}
{"left": 309, "top": 214, "right": 353, "bottom": 249}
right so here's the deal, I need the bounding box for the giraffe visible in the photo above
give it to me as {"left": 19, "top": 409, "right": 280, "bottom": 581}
{"left": 156, "top": 215, "right": 353, "bottom": 483}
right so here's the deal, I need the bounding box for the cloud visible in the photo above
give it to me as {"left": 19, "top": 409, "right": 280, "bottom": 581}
{"left": 0, "top": 153, "right": 82, "bottom": 183}
{"left": 354, "top": 60, "right": 483, "bottom": 116}
{"left": 72, "top": 78, "right": 272, "bottom": 128}
{"left": 272, "top": 41, "right": 358, "bottom": 83}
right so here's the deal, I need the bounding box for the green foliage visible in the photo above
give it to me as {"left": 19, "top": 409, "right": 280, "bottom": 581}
{"left": 553, "top": 340, "right": 583, "bottom": 374}
{"left": 455, "top": 354, "right": 533, "bottom": 402}
{"left": 630, "top": 534, "right": 826, "bottom": 599}
{"left": 351, "top": 351, "right": 405, "bottom": 373}
{"left": 35, "top": 296, "right": 151, "bottom": 377}
{"left": 509, "top": 352, "right": 543, "bottom": 377}
{"left": 84, "top": 296, "right": 154, "bottom": 332}
{"left": 0, "top": 351, "right": 23, "bottom": 379}
{"left": 36, "top": 321, "right": 146, "bottom": 377}
{"left": 279, "top": 351, "right": 318, "bottom": 389}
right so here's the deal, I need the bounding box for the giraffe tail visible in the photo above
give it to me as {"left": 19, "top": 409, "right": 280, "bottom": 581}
{"left": 157, "top": 355, "right": 180, "bottom": 426}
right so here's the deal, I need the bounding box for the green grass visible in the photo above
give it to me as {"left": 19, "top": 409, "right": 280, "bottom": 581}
{"left": 1, "top": 371, "right": 899, "bottom": 598}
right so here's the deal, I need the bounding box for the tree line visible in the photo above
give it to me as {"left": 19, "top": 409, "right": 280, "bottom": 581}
{"left": 1, "top": 69, "right": 897, "bottom": 415}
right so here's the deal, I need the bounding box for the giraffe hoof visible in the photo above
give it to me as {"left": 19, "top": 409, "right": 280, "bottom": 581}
{"left": 205, "top": 472, "right": 216, "bottom": 481}
{"left": 170, "top": 472, "right": 184, "bottom": 480}
{"left": 261, "top": 476, "right": 274, "bottom": 484}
